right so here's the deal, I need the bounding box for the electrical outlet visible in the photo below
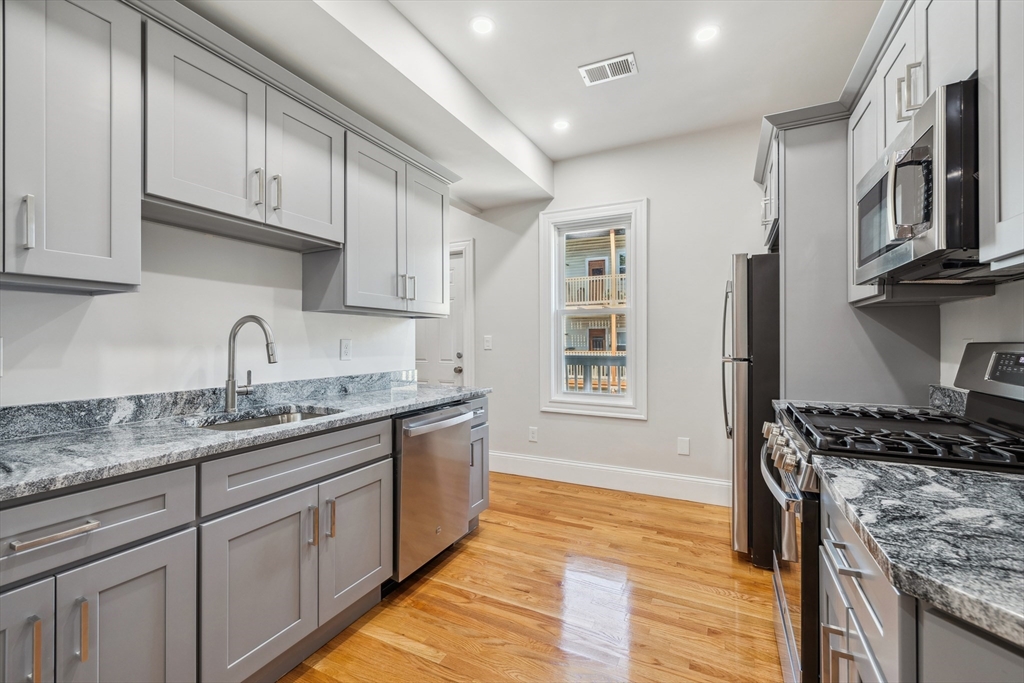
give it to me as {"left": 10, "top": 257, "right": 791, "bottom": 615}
{"left": 528, "top": 426, "right": 538, "bottom": 442}
{"left": 340, "top": 339, "right": 353, "bottom": 361}
{"left": 677, "top": 437, "right": 690, "bottom": 455}
{"left": 483, "top": 335, "right": 493, "bottom": 350}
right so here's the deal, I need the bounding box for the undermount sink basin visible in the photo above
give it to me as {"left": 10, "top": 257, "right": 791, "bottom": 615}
{"left": 189, "top": 406, "right": 342, "bottom": 431}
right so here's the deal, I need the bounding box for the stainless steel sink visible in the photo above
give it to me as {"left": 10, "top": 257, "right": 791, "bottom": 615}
{"left": 191, "top": 406, "right": 342, "bottom": 431}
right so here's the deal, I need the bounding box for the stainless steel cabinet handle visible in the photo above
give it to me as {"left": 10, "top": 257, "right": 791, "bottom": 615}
{"left": 10, "top": 519, "right": 101, "bottom": 552}
{"left": 896, "top": 76, "right": 912, "bottom": 123}
{"left": 409, "top": 275, "right": 417, "bottom": 301}
{"left": 720, "top": 280, "right": 733, "bottom": 439}
{"left": 255, "top": 167, "right": 265, "bottom": 206}
{"left": 78, "top": 598, "right": 89, "bottom": 662}
{"left": 399, "top": 274, "right": 408, "bottom": 299}
{"left": 327, "top": 498, "right": 337, "bottom": 538}
{"left": 23, "top": 195, "right": 36, "bottom": 249}
{"left": 823, "top": 538, "right": 864, "bottom": 578}
{"left": 403, "top": 410, "right": 474, "bottom": 437}
{"left": 29, "top": 615, "right": 42, "bottom": 682}
{"left": 821, "top": 624, "right": 845, "bottom": 683}
{"left": 472, "top": 408, "right": 485, "bottom": 417}
{"left": 759, "top": 444, "right": 801, "bottom": 512}
{"left": 905, "top": 61, "right": 924, "bottom": 112}
{"left": 272, "top": 174, "right": 283, "bottom": 210}
{"left": 310, "top": 505, "right": 319, "bottom": 547}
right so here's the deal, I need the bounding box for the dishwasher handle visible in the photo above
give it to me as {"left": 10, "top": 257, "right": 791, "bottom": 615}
{"left": 403, "top": 410, "right": 474, "bottom": 437}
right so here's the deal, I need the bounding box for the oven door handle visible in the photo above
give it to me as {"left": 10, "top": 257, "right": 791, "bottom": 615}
{"left": 759, "top": 443, "right": 801, "bottom": 512}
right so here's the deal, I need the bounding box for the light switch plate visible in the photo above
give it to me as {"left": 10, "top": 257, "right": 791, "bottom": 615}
{"left": 483, "top": 335, "right": 493, "bottom": 350}
{"left": 340, "top": 339, "right": 353, "bottom": 361}
{"left": 677, "top": 437, "right": 690, "bottom": 455}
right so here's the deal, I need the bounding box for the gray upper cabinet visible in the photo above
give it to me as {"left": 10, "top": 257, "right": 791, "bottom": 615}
{"left": 979, "top": 0, "right": 1024, "bottom": 270}
{"left": 146, "top": 22, "right": 266, "bottom": 224}
{"left": 848, "top": 72, "right": 885, "bottom": 304}
{"left": 915, "top": 0, "right": 977, "bottom": 97}
{"left": 265, "top": 89, "right": 346, "bottom": 243}
{"left": 469, "top": 424, "right": 490, "bottom": 520}
{"left": 0, "top": 578, "right": 55, "bottom": 683}
{"left": 318, "top": 460, "right": 393, "bottom": 625}
{"left": 406, "top": 166, "right": 450, "bottom": 316}
{"left": 761, "top": 132, "right": 780, "bottom": 247}
{"left": 879, "top": 5, "right": 918, "bottom": 149}
{"left": 345, "top": 135, "right": 408, "bottom": 311}
{"left": 200, "top": 486, "right": 318, "bottom": 683}
{"left": 2, "top": 0, "right": 142, "bottom": 292}
{"left": 55, "top": 529, "right": 196, "bottom": 683}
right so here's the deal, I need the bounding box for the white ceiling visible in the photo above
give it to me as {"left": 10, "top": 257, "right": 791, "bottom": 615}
{"left": 391, "top": 0, "right": 883, "bottom": 161}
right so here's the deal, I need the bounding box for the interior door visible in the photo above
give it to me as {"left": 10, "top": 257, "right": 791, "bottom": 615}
{"left": 318, "top": 460, "right": 393, "bottom": 625}
{"left": 200, "top": 487, "right": 317, "bottom": 683}
{"left": 406, "top": 165, "right": 450, "bottom": 315}
{"left": 3, "top": 0, "right": 142, "bottom": 285}
{"left": 145, "top": 22, "right": 266, "bottom": 223}
{"left": 55, "top": 530, "right": 196, "bottom": 683}
{"left": 0, "top": 578, "right": 55, "bottom": 683}
{"left": 265, "top": 89, "right": 346, "bottom": 243}
{"left": 345, "top": 135, "right": 407, "bottom": 310}
{"left": 416, "top": 249, "right": 466, "bottom": 385}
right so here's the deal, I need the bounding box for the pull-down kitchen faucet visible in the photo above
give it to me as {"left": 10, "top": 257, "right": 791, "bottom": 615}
{"left": 225, "top": 315, "right": 277, "bottom": 412}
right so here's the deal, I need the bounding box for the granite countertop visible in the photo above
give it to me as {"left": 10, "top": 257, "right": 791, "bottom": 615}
{"left": 0, "top": 382, "right": 490, "bottom": 503}
{"left": 814, "top": 456, "right": 1024, "bottom": 647}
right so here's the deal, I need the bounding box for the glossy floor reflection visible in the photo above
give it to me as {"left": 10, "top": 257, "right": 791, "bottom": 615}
{"left": 281, "top": 473, "right": 783, "bottom": 683}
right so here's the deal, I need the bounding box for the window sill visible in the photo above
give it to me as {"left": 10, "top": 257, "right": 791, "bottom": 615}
{"left": 541, "top": 404, "right": 647, "bottom": 421}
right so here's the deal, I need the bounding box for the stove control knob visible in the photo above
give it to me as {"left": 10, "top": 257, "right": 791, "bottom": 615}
{"left": 768, "top": 431, "right": 783, "bottom": 448}
{"left": 762, "top": 422, "right": 777, "bottom": 438}
{"left": 781, "top": 450, "right": 800, "bottom": 473}
{"left": 772, "top": 441, "right": 788, "bottom": 465}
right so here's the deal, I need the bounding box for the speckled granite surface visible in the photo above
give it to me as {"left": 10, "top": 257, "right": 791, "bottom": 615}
{"left": 814, "top": 456, "right": 1024, "bottom": 647}
{"left": 0, "top": 380, "right": 489, "bottom": 503}
{"left": 929, "top": 384, "right": 969, "bottom": 416}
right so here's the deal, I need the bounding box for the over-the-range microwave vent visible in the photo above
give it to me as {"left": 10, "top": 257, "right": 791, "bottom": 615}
{"left": 579, "top": 53, "right": 637, "bottom": 86}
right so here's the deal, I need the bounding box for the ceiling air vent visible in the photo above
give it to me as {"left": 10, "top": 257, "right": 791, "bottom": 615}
{"left": 578, "top": 53, "right": 637, "bottom": 87}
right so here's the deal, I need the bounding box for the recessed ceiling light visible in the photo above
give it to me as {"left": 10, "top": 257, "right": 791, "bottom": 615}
{"left": 553, "top": 120, "right": 570, "bottom": 131}
{"left": 471, "top": 16, "right": 495, "bottom": 34}
{"left": 695, "top": 25, "right": 720, "bottom": 43}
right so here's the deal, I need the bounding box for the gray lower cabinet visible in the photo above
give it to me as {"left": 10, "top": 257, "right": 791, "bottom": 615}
{"left": 200, "top": 486, "right": 318, "bottom": 683}
{"left": 0, "top": 578, "right": 55, "bottom": 683}
{"left": 318, "top": 460, "right": 393, "bottom": 625}
{"left": 55, "top": 529, "right": 196, "bottom": 683}
{"left": 918, "top": 603, "right": 1024, "bottom": 683}
{"left": 2, "top": 0, "right": 142, "bottom": 293}
{"left": 469, "top": 424, "right": 490, "bottom": 519}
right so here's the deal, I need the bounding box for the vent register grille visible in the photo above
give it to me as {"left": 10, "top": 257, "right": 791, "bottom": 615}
{"left": 579, "top": 53, "right": 637, "bottom": 86}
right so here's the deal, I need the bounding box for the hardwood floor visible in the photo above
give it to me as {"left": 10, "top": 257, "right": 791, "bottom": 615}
{"left": 281, "top": 473, "right": 783, "bottom": 683}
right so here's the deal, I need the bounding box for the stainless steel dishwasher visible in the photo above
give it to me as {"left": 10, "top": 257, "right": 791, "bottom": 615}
{"left": 393, "top": 404, "right": 473, "bottom": 581}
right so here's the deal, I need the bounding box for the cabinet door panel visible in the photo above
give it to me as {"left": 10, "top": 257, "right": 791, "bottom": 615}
{"left": 201, "top": 486, "right": 317, "bottom": 683}
{"left": 146, "top": 22, "right": 265, "bottom": 223}
{"left": 345, "top": 135, "right": 407, "bottom": 310}
{"left": 0, "top": 579, "right": 55, "bottom": 683}
{"left": 3, "top": 0, "right": 141, "bottom": 285}
{"left": 917, "top": 0, "right": 977, "bottom": 98}
{"left": 318, "top": 460, "right": 393, "bottom": 624}
{"left": 406, "top": 166, "right": 450, "bottom": 315}
{"left": 265, "top": 89, "right": 345, "bottom": 243}
{"left": 469, "top": 424, "right": 489, "bottom": 519}
{"left": 848, "top": 75, "right": 885, "bottom": 304}
{"left": 881, "top": 7, "right": 917, "bottom": 148}
{"left": 55, "top": 530, "right": 196, "bottom": 683}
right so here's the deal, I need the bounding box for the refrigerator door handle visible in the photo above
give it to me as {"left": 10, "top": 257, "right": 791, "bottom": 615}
{"left": 721, "top": 280, "right": 733, "bottom": 439}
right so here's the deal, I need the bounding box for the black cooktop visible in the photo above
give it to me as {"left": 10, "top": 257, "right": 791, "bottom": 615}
{"left": 783, "top": 403, "right": 1024, "bottom": 472}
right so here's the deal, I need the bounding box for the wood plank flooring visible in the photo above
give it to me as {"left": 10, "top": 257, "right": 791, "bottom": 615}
{"left": 281, "top": 473, "right": 782, "bottom": 683}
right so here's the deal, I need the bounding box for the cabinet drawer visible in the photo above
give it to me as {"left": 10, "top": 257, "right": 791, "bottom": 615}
{"left": 199, "top": 420, "right": 391, "bottom": 516}
{"left": 469, "top": 397, "right": 488, "bottom": 428}
{"left": 0, "top": 468, "right": 195, "bottom": 587}
{"left": 822, "top": 485, "right": 915, "bottom": 683}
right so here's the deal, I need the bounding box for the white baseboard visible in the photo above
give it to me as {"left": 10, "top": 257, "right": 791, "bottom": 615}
{"left": 489, "top": 451, "right": 732, "bottom": 507}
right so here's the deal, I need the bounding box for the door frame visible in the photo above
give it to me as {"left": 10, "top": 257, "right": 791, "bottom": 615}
{"left": 450, "top": 239, "right": 476, "bottom": 388}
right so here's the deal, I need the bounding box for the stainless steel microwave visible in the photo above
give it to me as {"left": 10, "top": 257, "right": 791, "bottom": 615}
{"left": 854, "top": 79, "right": 979, "bottom": 285}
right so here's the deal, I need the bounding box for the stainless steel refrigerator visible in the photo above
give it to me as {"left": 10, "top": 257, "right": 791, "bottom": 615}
{"left": 722, "top": 252, "right": 778, "bottom": 569}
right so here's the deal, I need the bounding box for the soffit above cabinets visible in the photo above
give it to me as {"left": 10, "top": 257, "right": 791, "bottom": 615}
{"left": 179, "top": 0, "right": 554, "bottom": 212}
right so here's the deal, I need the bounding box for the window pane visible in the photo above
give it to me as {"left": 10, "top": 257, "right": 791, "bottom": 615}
{"left": 563, "top": 227, "right": 627, "bottom": 307}
{"left": 562, "top": 313, "right": 627, "bottom": 394}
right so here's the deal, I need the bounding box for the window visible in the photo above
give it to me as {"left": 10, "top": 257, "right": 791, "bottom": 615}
{"left": 540, "top": 199, "right": 647, "bottom": 419}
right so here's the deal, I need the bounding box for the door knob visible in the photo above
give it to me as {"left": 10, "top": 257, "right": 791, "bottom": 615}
{"left": 454, "top": 366, "right": 463, "bottom": 374}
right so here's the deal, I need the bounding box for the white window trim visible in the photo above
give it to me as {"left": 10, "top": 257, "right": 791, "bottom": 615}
{"left": 539, "top": 199, "right": 648, "bottom": 420}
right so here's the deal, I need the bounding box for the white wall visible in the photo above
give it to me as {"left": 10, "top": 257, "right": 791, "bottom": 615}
{"left": 0, "top": 223, "right": 415, "bottom": 406}
{"left": 451, "top": 121, "right": 765, "bottom": 503}
{"left": 939, "top": 280, "right": 1024, "bottom": 386}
